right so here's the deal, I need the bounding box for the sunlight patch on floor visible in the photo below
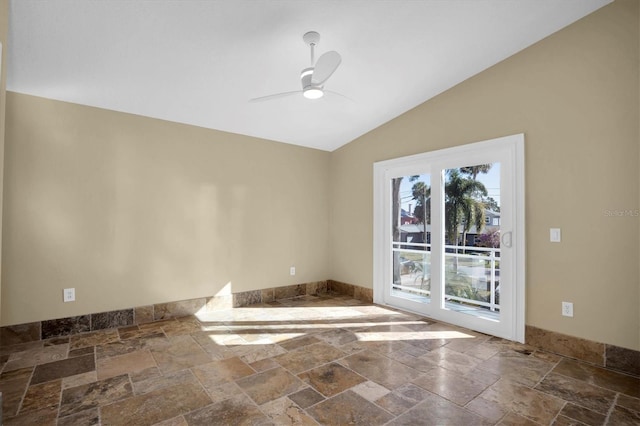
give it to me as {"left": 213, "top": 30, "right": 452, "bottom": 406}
{"left": 355, "top": 330, "right": 474, "bottom": 342}
{"left": 195, "top": 301, "right": 474, "bottom": 346}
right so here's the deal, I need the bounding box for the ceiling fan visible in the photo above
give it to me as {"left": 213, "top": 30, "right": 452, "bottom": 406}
{"left": 250, "top": 31, "right": 343, "bottom": 102}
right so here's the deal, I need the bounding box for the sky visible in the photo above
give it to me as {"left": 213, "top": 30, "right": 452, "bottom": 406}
{"left": 399, "top": 163, "right": 501, "bottom": 214}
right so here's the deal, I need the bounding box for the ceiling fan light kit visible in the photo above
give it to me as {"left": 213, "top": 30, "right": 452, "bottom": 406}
{"left": 303, "top": 87, "right": 324, "bottom": 100}
{"left": 250, "top": 30, "right": 342, "bottom": 102}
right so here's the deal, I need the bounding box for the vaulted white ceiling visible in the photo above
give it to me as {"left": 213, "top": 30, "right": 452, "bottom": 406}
{"left": 7, "top": 0, "right": 611, "bottom": 151}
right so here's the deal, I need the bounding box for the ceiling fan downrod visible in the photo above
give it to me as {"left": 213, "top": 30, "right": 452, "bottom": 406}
{"left": 302, "top": 31, "right": 323, "bottom": 99}
{"left": 303, "top": 31, "right": 320, "bottom": 66}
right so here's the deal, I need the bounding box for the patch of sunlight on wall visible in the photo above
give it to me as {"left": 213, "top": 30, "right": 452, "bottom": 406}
{"left": 215, "top": 281, "right": 232, "bottom": 297}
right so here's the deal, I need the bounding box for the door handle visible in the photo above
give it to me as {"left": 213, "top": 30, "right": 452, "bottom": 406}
{"left": 502, "top": 231, "right": 513, "bottom": 248}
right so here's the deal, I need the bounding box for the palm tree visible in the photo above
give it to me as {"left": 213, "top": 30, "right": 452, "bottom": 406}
{"left": 392, "top": 175, "right": 422, "bottom": 285}
{"left": 460, "top": 164, "right": 492, "bottom": 180}
{"left": 460, "top": 197, "right": 486, "bottom": 253}
{"left": 483, "top": 196, "right": 500, "bottom": 212}
{"left": 410, "top": 180, "right": 430, "bottom": 246}
{"left": 445, "top": 169, "right": 488, "bottom": 249}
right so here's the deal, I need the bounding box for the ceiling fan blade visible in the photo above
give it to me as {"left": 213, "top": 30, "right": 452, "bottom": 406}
{"left": 312, "top": 51, "right": 341, "bottom": 85}
{"left": 249, "top": 91, "right": 301, "bottom": 103}
{"left": 325, "top": 89, "right": 355, "bottom": 103}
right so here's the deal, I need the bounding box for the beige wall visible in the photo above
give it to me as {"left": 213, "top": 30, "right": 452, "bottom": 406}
{"left": 330, "top": 0, "right": 639, "bottom": 350}
{"left": 2, "top": 94, "right": 330, "bottom": 325}
{"left": 637, "top": 0, "right": 640, "bottom": 354}
{"left": 0, "top": 0, "right": 9, "bottom": 324}
{"left": 1, "top": 1, "right": 638, "bottom": 352}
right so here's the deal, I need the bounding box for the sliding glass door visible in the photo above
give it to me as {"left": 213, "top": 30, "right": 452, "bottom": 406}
{"left": 374, "top": 135, "right": 525, "bottom": 341}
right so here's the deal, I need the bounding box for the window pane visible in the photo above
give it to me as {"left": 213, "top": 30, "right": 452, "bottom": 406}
{"left": 391, "top": 174, "right": 431, "bottom": 304}
{"left": 443, "top": 163, "right": 501, "bottom": 321}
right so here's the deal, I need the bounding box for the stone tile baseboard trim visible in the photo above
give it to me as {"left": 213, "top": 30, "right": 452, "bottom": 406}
{"left": 327, "top": 279, "right": 373, "bottom": 303}
{"left": 0, "top": 280, "right": 373, "bottom": 347}
{"left": 231, "top": 280, "right": 373, "bottom": 307}
{"left": 526, "top": 325, "right": 639, "bottom": 378}
{"left": 3, "top": 280, "right": 635, "bottom": 378}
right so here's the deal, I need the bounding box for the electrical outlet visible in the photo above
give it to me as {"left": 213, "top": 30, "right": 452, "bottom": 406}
{"left": 290, "top": 266, "right": 296, "bottom": 276}
{"left": 562, "top": 301, "right": 573, "bottom": 317}
{"left": 63, "top": 288, "right": 75, "bottom": 302}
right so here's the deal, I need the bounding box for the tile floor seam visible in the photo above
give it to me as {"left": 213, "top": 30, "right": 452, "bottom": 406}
{"left": 312, "top": 380, "right": 385, "bottom": 413}
{"left": 314, "top": 387, "right": 401, "bottom": 424}
{"left": 532, "top": 380, "right": 607, "bottom": 424}
{"left": 409, "top": 375, "right": 476, "bottom": 410}
{"left": 547, "top": 400, "right": 568, "bottom": 426}
{"left": 461, "top": 396, "right": 498, "bottom": 424}
{"left": 555, "top": 355, "right": 640, "bottom": 381}
{"left": 184, "top": 366, "right": 220, "bottom": 416}
{"left": 549, "top": 369, "right": 633, "bottom": 400}
{"left": 230, "top": 360, "right": 265, "bottom": 406}
{"left": 382, "top": 383, "right": 438, "bottom": 419}
{"left": 297, "top": 392, "right": 325, "bottom": 412}
{"left": 359, "top": 392, "right": 400, "bottom": 422}
{"left": 146, "top": 344, "right": 164, "bottom": 381}
{"left": 54, "top": 375, "right": 64, "bottom": 423}
{"left": 242, "top": 375, "right": 293, "bottom": 422}
{"left": 603, "top": 392, "right": 619, "bottom": 425}
{"left": 187, "top": 364, "right": 209, "bottom": 395}
{"left": 14, "top": 365, "right": 35, "bottom": 417}
{"left": 390, "top": 388, "right": 489, "bottom": 425}
{"left": 253, "top": 390, "right": 297, "bottom": 424}
{"left": 529, "top": 354, "right": 562, "bottom": 391}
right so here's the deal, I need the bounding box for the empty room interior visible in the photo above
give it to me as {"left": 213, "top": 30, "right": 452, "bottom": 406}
{"left": 0, "top": 0, "right": 638, "bottom": 425}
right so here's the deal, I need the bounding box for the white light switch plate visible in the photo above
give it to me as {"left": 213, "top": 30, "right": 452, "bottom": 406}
{"left": 550, "top": 228, "right": 561, "bottom": 242}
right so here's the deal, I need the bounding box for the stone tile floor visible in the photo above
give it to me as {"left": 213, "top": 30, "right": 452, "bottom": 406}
{"left": 1, "top": 293, "right": 639, "bottom": 425}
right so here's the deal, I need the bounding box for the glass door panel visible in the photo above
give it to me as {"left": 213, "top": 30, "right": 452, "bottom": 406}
{"left": 391, "top": 174, "right": 431, "bottom": 304}
{"left": 443, "top": 163, "right": 501, "bottom": 322}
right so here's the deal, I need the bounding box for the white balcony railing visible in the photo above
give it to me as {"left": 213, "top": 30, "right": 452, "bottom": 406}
{"left": 392, "top": 242, "right": 500, "bottom": 312}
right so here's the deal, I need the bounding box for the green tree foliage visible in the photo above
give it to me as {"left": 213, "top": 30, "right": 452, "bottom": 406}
{"left": 410, "top": 179, "right": 430, "bottom": 245}
{"left": 460, "top": 164, "right": 492, "bottom": 180}
{"left": 482, "top": 196, "right": 500, "bottom": 212}
{"left": 444, "top": 169, "right": 488, "bottom": 247}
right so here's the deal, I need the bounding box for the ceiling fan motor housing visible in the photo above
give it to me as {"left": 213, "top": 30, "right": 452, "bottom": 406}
{"left": 301, "top": 67, "right": 324, "bottom": 99}
{"left": 301, "top": 67, "right": 320, "bottom": 90}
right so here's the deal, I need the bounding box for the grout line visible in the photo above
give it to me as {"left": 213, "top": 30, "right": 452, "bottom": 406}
{"left": 530, "top": 353, "right": 562, "bottom": 390}
{"left": 548, "top": 401, "right": 568, "bottom": 426}
{"left": 603, "top": 393, "right": 619, "bottom": 424}
{"left": 14, "top": 363, "right": 36, "bottom": 418}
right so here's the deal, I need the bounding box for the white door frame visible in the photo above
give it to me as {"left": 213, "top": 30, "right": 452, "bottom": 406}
{"left": 373, "top": 134, "right": 525, "bottom": 342}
